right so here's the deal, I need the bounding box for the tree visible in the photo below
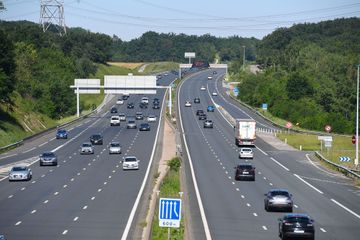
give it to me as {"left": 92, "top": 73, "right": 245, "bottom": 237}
{"left": 286, "top": 72, "right": 313, "bottom": 100}
{"left": 0, "top": 29, "right": 16, "bottom": 103}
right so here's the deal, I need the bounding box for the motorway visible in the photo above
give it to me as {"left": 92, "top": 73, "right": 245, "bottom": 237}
{"left": 178, "top": 69, "right": 360, "bottom": 240}
{"left": 0, "top": 72, "right": 177, "bottom": 239}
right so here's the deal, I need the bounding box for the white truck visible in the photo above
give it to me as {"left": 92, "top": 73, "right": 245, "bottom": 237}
{"left": 235, "top": 119, "right": 256, "bottom": 146}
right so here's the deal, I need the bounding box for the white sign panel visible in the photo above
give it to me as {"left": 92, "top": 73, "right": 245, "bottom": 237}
{"left": 104, "top": 75, "right": 156, "bottom": 94}
{"left": 159, "top": 198, "right": 181, "bottom": 228}
{"left": 74, "top": 79, "right": 100, "bottom": 94}
{"left": 179, "top": 64, "right": 192, "bottom": 69}
{"left": 184, "top": 52, "right": 195, "bottom": 58}
{"left": 210, "top": 64, "right": 228, "bottom": 69}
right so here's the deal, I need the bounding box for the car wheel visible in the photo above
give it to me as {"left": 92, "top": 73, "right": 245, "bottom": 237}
{"left": 265, "top": 203, "right": 268, "bottom": 211}
{"left": 252, "top": 177, "right": 255, "bottom": 181}
{"left": 288, "top": 207, "right": 293, "bottom": 213}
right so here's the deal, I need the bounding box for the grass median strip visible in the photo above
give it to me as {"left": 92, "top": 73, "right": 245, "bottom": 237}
{"left": 151, "top": 157, "right": 184, "bottom": 240}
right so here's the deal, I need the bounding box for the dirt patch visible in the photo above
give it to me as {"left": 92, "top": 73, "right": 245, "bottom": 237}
{"left": 106, "top": 62, "right": 144, "bottom": 69}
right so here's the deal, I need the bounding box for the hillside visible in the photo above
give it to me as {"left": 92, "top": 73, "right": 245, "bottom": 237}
{"left": 233, "top": 17, "right": 360, "bottom": 134}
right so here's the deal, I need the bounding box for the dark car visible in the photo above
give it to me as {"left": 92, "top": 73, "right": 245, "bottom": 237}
{"left": 153, "top": 103, "right": 160, "bottom": 109}
{"left": 39, "top": 152, "right": 58, "bottom": 166}
{"left": 139, "top": 123, "right": 151, "bottom": 131}
{"left": 213, "top": 71, "right": 217, "bottom": 74}
{"left": 90, "top": 134, "right": 103, "bottom": 145}
{"left": 198, "top": 113, "right": 207, "bottom": 120}
{"left": 56, "top": 129, "right": 68, "bottom": 139}
{"left": 153, "top": 98, "right": 160, "bottom": 104}
{"left": 110, "top": 107, "right": 118, "bottom": 114}
{"left": 204, "top": 120, "right": 213, "bottom": 128}
{"left": 136, "top": 112, "right": 144, "bottom": 120}
{"left": 196, "top": 109, "right": 204, "bottom": 116}
{"left": 207, "top": 105, "right": 215, "bottom": 112}
{"left": 139, "top": 102, "right": 148, "bottom": 109}
{"left": 194, "top": 97, "right": 200, "bottom": 103}
{"left": 278, "top": 214, "right": 315, "bottom": 240}
{"left": 265, "top": 189, "right": 293, "bottom": 212}
{"left": 234, "top": 163, "right": 255, "bottom": 181}
{"left": 127, "top": 102, "right": 135, "bottom": 109}
{"left": 122, "top": 95, "right": 129, "bottom": 100}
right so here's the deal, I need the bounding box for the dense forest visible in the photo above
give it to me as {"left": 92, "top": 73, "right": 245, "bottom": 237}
{"left": 235, "top": 18, "right": 360, "bottom": 134}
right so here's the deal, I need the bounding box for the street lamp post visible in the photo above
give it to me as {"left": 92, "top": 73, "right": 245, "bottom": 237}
{"left": 356, "top": 64, "right": 360, "bottom": 166}
{"left": 242, "top": 45, "right": 246, "bottom": 70}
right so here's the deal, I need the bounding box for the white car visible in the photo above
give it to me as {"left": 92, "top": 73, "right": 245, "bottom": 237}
{"left": 212, "top": 92, "right": 218, "bottom": 96}
{"left": 110, "top": 116, "right": 120, "bottom": 126}
{"left": 116, "top": 98, "right": 124, "bottom": 105}
{"left": 9, "top": 166, "right": 32, "bottom": 181}
{"left": 207, "top": 76, "right": 213, "bottom": 80}
{"left": 119, "top": 113, "right": 126, "bottom": 121}
{"left": 80, "top": 142, "right": 94, "bottom": 154}
{"left": 141, "top": 97, "right": 149, "bottom": 104}
{"left": 109, "top": 142, "right": 121, "bottom": 154}
{"left": 185, "top": 101, "right": 192, "bottom": 107}
{"left": 147, "top": 115, "right": 157, "bottom": 122}
{"left": 239, "top": 148, "right": 254, "bottom": 159}
{"left": 122, "top": 156, "right": 139, "bottom": 170}
{"left": 200, "top": 86, "right": 206, "bottom": 91}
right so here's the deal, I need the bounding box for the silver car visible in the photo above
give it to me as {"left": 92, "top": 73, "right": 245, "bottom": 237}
{"left": 122, "top": 156, "right": 139, "bottom": 170}
{"left": 109, "top": 142, "right": 122, "bottom": 154}
{"left": 264, "top": 189, "right": 293, "bottom": 212}
{"left": 39, "top": 152, "right": 58, "bottom": 166}
{"left": 9, "top": 166, "right": 32, "bottom": 181}
{"left": 204, "top": 120, "right": 213, "bottom": 128}
{"left": 127, "top": 118, "right": 137, "bottom": 129}
{"left": 119, "top": 113, "right": 126, "bottom": 121}
{"left": 80, "top": 142, "right": 94, "bottom": 155}
{"left": 239, "top": 147, "right": 253, "bottom": 159}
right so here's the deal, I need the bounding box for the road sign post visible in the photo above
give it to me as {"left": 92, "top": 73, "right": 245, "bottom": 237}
{"left": 159, "top": 198, "right": 181, "bottom": 228}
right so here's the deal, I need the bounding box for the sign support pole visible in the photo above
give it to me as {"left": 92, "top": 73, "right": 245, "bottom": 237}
{"left": 76, "top": 86, "right": 80, "bottom": 118}
{"left": 168, "top": 227, "right": 171, "bottom": 240}
{"left": 169, "top": 86, "right": 172, "bottom": 117}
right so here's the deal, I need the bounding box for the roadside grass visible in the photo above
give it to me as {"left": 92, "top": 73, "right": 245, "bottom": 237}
{"left": 151, "top": 157, "right": 184, "bottom": 240}
{"left": 277, "top": 132, "right": 356, "bottom": 169}
{"left": 106, "top": 62, "right": 143, "bottom": 70}
{"left": 141, "top": 62, "right": 179, "bottom": 74}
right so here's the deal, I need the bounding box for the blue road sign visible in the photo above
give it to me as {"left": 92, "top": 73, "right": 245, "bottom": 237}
{"left": 233, "top": 87, "right": 239, "bottom": 97}
{"left": 262, "top": 103, "right": 268, "bottom": 110}
{"left": 339, "top": 157, "right": 351, "bottom": 162}
{"left": 159, "top": 198, "right": 181, "bottom": 228}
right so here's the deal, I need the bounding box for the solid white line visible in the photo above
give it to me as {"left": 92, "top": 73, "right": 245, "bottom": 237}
{"left": 23, "top": 147, "right": 36, "bottom": 153}
{"left": 305, "top": 154, "right": 339, "bottom": 177}
{"left": 15, "top": 221, "right": 21, "bottom": 226}
{"left": 294, "top": 174, "right": 323, "bottom": 194}
{"left": 270, "top": 157, "right": 290, "bottom": 171}
{"left": 331, "top": 198, "right": 360, "bottom": 219}
{"left": 256, "top": 146, "right": 268, "bottom": 156}
{"left": 62, "top": 230, "right": 68, "bottom": 235}
{"left": 38, "top": 142, "right": 48, "bottom": 147}
{"left": 0, "top": 153, "right": 17, "bottom": 160}
{"left": 121, "top": 81, "right": 174, "bottom": 240}
{"left": 320, "top": 228, "right": 326, "bottom": 233}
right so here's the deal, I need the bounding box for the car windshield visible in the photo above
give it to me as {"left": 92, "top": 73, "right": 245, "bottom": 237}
{"left": 125, "top": 157, "right": 137, "bottom": 162}
{"left": 238, "top": 165, "right": 253, "bottom": 169}
{"left": 58, "top": 130, "right": 66, "bottom": 133}
{"left": 111, "top": 143, "right": 120, "bottom": 147}
{"left": 13, "top": 167, "right": 26, "bottom": 171}
{"left": 141, "top": 124, "right": 148, "bottom": 127}
{"left": 285, "top": 217, "right": 310, "bottom": 223}
{"left": 42, "top": 152, "right": 55, "bottom": 157}
{"left": 92, "top": 135, "right": 101, "bottom": 139}
{"left": 270, "top": 191, "right": 289, "bottom": 196}
{"left": 83, "top": 143, "right": 91, "bottom": 147}
{"left": 242, "top": 149, "right": 252, "bottom": 152}
{"left": 149, "top": 115, "right": 155, "bottom": 118}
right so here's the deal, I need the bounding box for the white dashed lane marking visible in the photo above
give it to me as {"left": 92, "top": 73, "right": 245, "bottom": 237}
{"left": 262, "top": 226, "right": 268, "bottom": 230}
{"left": 73, "top": 217, "right": 79, "bottom": 221}
{"left": 253, "top": 213, "right": 258, "bottom": 217}
{"left": 44, "top": 200, "right": 49, "bottom": 204}
{"left": 31, "top": 210, "right": 36, "bottom": 214}
{"left": 8, "top": 195, "right": 13, "bottom": 199}
{"left": 320, "top": 228, "right": 326, "bottom": 233}
{"left": 15, "top": 221, "right": 22, "bottom": 226}
{"left": 62, "top": 230, "right": 68, "bottom": 235}
{"left": 83, "top": 205, "right": 88, "bottom": 210}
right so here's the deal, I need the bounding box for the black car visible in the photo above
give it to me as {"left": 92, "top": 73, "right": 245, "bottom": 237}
{"left": 234, "top": 163, "right": 255, "bottom": 181}
{"left": 194, "top": 97, "right": 200, "bottom": 103}
{"left": 110, "top": 107, "right": 118, "bottom": 114}
{"left": 127, "top": 102, "right": 135, "bottom": 109}
{"left": 135, "top": 112, "right": 144, "bottom": 120}
{"left": 213, "top": 71, "right": 217, "bottom": 74}
{"left": 278, "top": 214, "right": 315, "bottom": 240}
{"left": 153, "top": 103, "right": 160, "bottom": 109}
{"left": 139, "top": 123, "right": 151, "bottom": 131}
{"left": 196, "top": 109, "right": 204, "bottom": 116}
{"left": 153, "top": 98, "right": 160, "bottom": 104}
{"left": 198, "top": 113, "right": 207, "bottom": 120}
{"left": 139, "top": 102, "right": 148, "bottom": 109}
{"left": 122, "top": 95, "right": 129, "bottom": 100}
{"left": 90, "top": 134, "right": 103, "bottom": 145}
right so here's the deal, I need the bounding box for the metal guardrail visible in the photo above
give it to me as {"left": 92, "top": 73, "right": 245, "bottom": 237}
{"left": 315, "top": 151, "right": 360, "bottom": 179}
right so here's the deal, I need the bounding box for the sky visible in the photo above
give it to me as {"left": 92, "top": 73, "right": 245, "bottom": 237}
{"left": 1, "top": 0, "right": 360, "bottom": 41}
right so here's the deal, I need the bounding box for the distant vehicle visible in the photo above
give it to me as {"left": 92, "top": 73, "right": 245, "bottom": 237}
{"left": 135, "top": 112, "right": 144, "bottom": 120}
{"left": 185, "top": 101, "right": 192, "bottom": 107}
{"left": 213, "top": 71, "right": 217, "bottom": 74}
{"left": 110, "top": 107, "right": 118, "bottom": 114}
{"left": 122, "top": 156, "right": 139, "bottom": 170}
{"left": 156, "top": 74, "right": 162, "bottom": 79}
{"left": 194, "top": 97, "right": 200, "bottom": 103}
{"left": 153, "top": 98, "right": 160, "bottom": 104}
{"left": 109, "top": 142, "right": 122, "bottom": 154}
{"left": 264, "top": 189, "right": 293, "bottom": 212}
{"left": 198, "top": 113, "right": 207, "bottom": 120}
{"left": 80, "top": 142, "right": 94, "bottom": 154}
{"left": 207, "top": 76, "right": 213, "bottom": 80}
{"left": 139, "top": 123, "right": 151, "bottom": 131}
{"left": 110, "top": 116, "right": 121, "bottom": 126}
{"left": 278, "top": 214, "right": 314, "bottom": 240}
{"left": 139, "top": 102, "right": 148, "bottom": 109}
{"left": 235, "top": 119, "right": 256, "bottom": 146}
{"left": 9, "top": 166, "right": 32, "bottom": 181}
{"left": 164, "top": 73, "right": 168, "bottom": 76}
{"left": 234, "top": 163, "right": 255, "bottom": 181}
{"left": 127, "top": 118, "right": 137, "bottom": 129}
{"left": 239, "top": 148, "right": 253, "bottom": 159}
{"left": 200, "top": 86, "right": 206, "bottom": 91}
{"left": 212, "top": 92, "right": 218, "bottom": 96}
{"left": 56, "top": 129, "right": 68, "bottom": 139}
{"left": 116, "top": 98, "right": 124, "bottom": 105}
{"left": 119, "top": 113, "right": 126, "bottom": 121}
{"left": 39, "top": 152, "right": 58, "bottom": 166}
{"left": 196, "top": 109, "right": 204, "bottom": 116}
{"left": 90, "top": 134, "right": 103, "bottom": 145}
{"left": 204, "top": 120, "right": 213, "bottom": 128}
{"left": 141, "top": 97, "right": 149, "bottom": 104}
{"left": 122, "top": 94, "right": 130, "bottom": 100}
{"left": 127, "top": 102, "right": 135, "bottom": 109}
{"left": 153, "top": 103, "right": 160, "bottom": 109}
{"left": 147, "top": 115, "right": 157, "bottom": 122}
{"left": 0, "top": 235, "right": 6, "bottom": 240}
{"left": 207, "top": 105, "right": 215, "bottom": 112}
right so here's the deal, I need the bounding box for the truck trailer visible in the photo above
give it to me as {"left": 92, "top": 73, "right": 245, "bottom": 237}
{"left": 235, "top": 119, "right": 256, "bottom": 146}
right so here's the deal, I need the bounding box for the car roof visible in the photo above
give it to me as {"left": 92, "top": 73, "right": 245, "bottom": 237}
{"left": 284, "top": 213, "right": 310, "bottom": 219}
{"left": 125, "top": 156, "right": 137, "bottom": 159}
{"left": 237, "top": 163, "right": 254, "bottom": 167}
